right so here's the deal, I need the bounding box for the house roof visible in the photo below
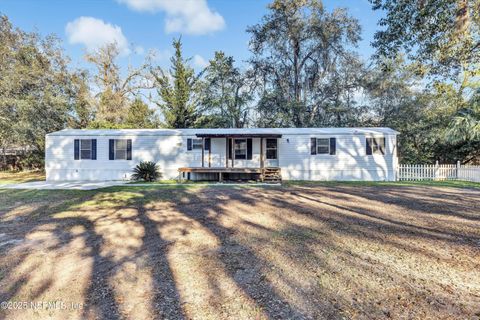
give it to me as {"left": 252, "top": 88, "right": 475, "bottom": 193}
{"left": 196, "top": 133, "right": 283, "bottom": 138}
{"left": 47, "top": 127, "right": 399, "bottom": 137}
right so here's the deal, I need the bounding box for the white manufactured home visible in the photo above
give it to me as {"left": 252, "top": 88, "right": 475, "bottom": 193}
{"left": 45, "top": 127, "right": 399, "bottom": 182}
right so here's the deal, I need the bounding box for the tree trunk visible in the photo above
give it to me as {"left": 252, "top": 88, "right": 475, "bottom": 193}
{"left": 1, "top": 147, "right": 6, "bottom": 170}
{"left": 456, "top": 0, "right": 469, "bottom": 36}
{"left": 293, "top": 37, "right": 302, "bottom": 127}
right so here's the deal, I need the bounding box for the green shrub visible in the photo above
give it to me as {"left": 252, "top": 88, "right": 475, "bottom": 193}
{"left": 131, "top": 161, "right": 161, "bottom": 182}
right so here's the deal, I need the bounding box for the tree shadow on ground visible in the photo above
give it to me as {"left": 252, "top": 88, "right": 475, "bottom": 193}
{"left": 0, "top": 189, "right": 185, "bottom": 320}
{"left": 0, "top": 185, "right": 479, "bottom": 319}
{"left": 139, "top": 187, "right": 318, "bottom": 319}
{"left": 290, "top": 191, "right": 480, "bottom": 244}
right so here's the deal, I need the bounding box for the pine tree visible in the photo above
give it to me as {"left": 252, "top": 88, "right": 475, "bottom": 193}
{"left": 199, "top": 51, "right": 252, "bottom": 128}
{"left": 152, "top": 38, "right": 198, "bottom": 128}
{"left": 125, "top": 98, "right": 158, "bottom": 128}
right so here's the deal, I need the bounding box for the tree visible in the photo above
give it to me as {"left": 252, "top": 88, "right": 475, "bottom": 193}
{"left": 85, "top": 43, "right": 148, "bottom": 125}
{"left": 370, "top": 0, "right": 480, "bottom": 150}
{"left": 85, "top": 43, "right": 124, "bottom": 123}
{"left": 364, "top": 56, "right": 480, "bottom": 164}
{"left": 0, "top": 15, "right": 77, "bottom": 168}
{"left": 69, "top": 71, "right": 95, "bottom": 128}
{"left": 125, "top": 98, "right": 158, "bottom": 128}
{"left": 198, "top": 51, "right": 253, "bottom": 128}
{"left": 364, "top": 57, "right": 433, "bottom": 163}
{"left": 369, "top": 0, "right": 480, "bottom": 79}
{"left": 447, "top": 89, "right": 480, "bottom": 142}
{"left": 247, "top": 0, "right": 363, "bottom": 127}
{"left": 151, "top": 38, "right": 198, "bottom": 128}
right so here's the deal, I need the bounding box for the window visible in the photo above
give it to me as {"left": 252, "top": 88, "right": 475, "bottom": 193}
{"left": 109, "top": 139, "right": 131, "bottom": 160}
{"left": 366, "top": 137, "right": 385, "bottom": 155}
{"left": 234, "top": 139, "right": 247, "bottom": 159}
{"left": 228, "top": 138, "right": 252, "bottom": 160}
{"left": 311, "top": 137, "right": 336, "bottom": 155}
{"left": 317, "top": 138, "right": 330, "bottom": 154}
{"left": 115, "top": 139, "right": 128, "bottom": 160}
{"left": 266, "top": 139, "right": 277, "bottom": 160}
{"left": 80, "top": 139, "right": 92, "bottom": 160}
{"left": 74, "top": 139, "right": 96, "bottom": 160}
{"left": 192, "top": 138, "right": 203, "bottom": 150}
{"left": 187, "top": 138, "right": 203, "bottom": 151}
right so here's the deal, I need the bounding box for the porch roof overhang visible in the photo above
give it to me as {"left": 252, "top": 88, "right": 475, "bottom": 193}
{"left": 195, "top": 133, "right": 282, "bottom": 138}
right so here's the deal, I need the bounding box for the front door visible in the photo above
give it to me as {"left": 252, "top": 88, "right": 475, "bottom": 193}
{"left": 265, "top": 138, "right": 278, "bottom": 167}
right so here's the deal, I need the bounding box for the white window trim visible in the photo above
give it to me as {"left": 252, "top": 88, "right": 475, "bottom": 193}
{"left": 266, "top": 139, "right": 277, "bottom": 160}
{"left": 80, "top": 139, "right": 92, "bottom": 160}
{"left": 234, "top": 139, "right": 247, "bottom": 160}
{"left": 368, "top": 137, "right": 386, "bottom": 155}
{"left": 192, "top": 138, "right": 203, "bottom": 151}
{"left": 114, "top": 139, "right": 128, "bottom": 160}
{"left": 316, "top": 138, "right": 330, "bottom": 155}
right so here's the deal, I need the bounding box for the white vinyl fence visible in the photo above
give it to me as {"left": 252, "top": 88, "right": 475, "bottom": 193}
{"left": 397, "top": 162, "right": 480, "bottom": 183}
{"left": 458, "top": 165, "right": 480, "bottom": 183}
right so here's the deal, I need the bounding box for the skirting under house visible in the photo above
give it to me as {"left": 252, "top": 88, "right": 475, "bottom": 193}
{"left": 45, "top": 127, "right": 399, "bottom": 182}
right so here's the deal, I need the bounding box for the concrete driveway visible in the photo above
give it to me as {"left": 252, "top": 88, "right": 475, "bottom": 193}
{"left": 0, "top": 181, "right": 128, "bottom": 190}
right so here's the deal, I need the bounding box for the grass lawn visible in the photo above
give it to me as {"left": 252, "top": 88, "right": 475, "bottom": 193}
{"left": 129, "top": 178, "right": 480, "bottom": 189}
{"left": 0, "top": 170, "right": 45, "bottom": 184}
{"left": 0, "top": 183, "right": 479, "bottom": 319}
{"left": 285, "top": 179, "right": 480, "bottom": 189}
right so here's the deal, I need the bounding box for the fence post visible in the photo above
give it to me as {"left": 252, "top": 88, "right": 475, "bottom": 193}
{"left": 456, "top": 160, "right": 461, "bottom": 180}
{"left": 434, "top": 161, "right": 439, "bottom": 181}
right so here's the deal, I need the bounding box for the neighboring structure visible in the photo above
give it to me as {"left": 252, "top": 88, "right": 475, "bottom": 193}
{"left": 45, "top": 128, "right": 399, "bottom": 182}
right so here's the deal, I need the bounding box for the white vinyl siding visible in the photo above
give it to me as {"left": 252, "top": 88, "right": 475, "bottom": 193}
{"left": 277, "top": 134, "right": 396, "bottom": 181}
{"left": 45, "top": 129, "right": 398, "bottom": 182}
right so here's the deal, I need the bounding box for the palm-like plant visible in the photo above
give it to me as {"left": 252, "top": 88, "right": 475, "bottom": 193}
{"left": 131, "top": 161, "right": 161, "bottom": 182}
{"left": 447, "top": 103, "right": 480, "bottom": 143}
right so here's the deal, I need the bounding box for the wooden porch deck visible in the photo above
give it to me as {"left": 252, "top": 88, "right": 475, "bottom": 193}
{"left": 178, "top": 167, "right": 281, "bottom": 182}
{"left": 178, "top": 167, "right": 263, "bottom": 173}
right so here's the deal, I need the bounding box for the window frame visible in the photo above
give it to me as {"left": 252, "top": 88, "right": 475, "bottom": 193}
{"left": 80, "top": 139, "right": 92, "bottom": 160}
{"left": 316, "top": 138, "right": 330, "bottom": 155}
{"left": 114, "top": 139, "right": 128, "bottom": 160}
{"left": 266, "top": 138, "right": 278, "bottom": 160}
{"left": 367, "top": 137, "right": 386, "bottom": 155}
{"left": 191, "top": 138, "right": 203, "bottom": 151}
{"left": 234, "top": 139, "right": 247, "bottom": 160}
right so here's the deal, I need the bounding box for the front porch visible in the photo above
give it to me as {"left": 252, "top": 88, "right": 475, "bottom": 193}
{"left": 179, "top": 132, "right": 282, "bottom": 182}
{"left": 178, "top": 166, "right": 281, "bottom": 182}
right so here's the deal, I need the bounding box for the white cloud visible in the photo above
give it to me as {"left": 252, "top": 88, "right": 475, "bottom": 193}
{"left": 65, "top": 17, "right": 130, "bottom": 55}
{"left": 193, "top": 54, "right": 208, "bottom": 68}
{"left": 117, "top": 0, "right": 225, "bottom": 35}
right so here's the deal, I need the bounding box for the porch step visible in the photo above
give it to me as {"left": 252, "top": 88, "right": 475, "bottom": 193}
{"left": 262, "top": 167, "right": 282, "bottom": 183}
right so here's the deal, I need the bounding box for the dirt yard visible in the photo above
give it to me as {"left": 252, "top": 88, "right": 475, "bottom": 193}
{"left": 0, "top": 184, "right": 479, "bottom": 319}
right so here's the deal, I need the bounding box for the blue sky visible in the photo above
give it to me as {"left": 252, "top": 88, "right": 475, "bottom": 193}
{"left": 0, "top": 0, "right": 384, "bottom": 72}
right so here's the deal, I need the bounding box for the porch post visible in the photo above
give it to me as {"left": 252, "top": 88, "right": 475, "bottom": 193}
{"left": 225, "top": 137, "right": 229, "bottom": 168}
{"left": 231, "top": 137, "right": 235, "bottom": 168}
{"left": 260, "top": 137, "right": 264, "bottom": 182}
{"left": 208, "top": 139, "right": 211, "bottom": 168}
{"left": 201, "top": 137, "right": 205, "bottom": 168}
{"left": 260, "top": 137, "right": 264, "bottom": 169}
